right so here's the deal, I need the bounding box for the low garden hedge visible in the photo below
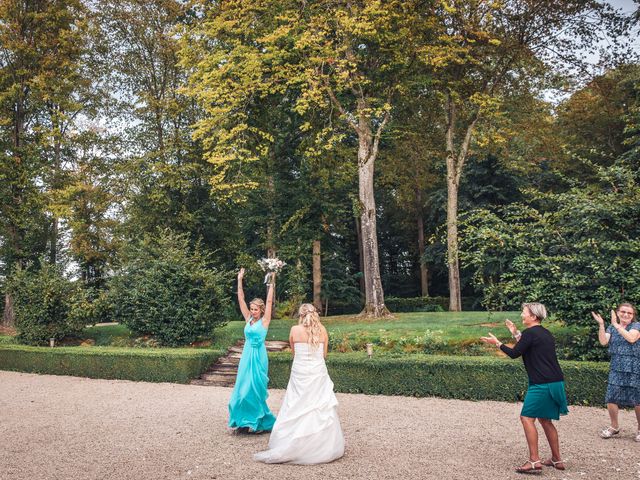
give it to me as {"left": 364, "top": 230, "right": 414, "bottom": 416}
{"left": 268, "top": 352, "right": 609, "bottom": 406}
{"left": 384, "top": 296, "right": 448, "bottom": 312}
{"left": 0, "top": 345, "right": 224, "bottom": 383}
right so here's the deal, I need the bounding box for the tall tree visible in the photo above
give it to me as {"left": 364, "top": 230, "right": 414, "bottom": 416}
{"left": 181, "top": 0, "right": 435, "bottom": 316}
{"left": 0, "top": 0, "right": 88, "bottom": 325}
{"left": 422, "top": 0, "right": 622, "bottom": 310}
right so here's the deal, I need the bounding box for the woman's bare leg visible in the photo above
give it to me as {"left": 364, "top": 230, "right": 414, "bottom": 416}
{"left": 539, "top": 418, "right": 562, "bottom": 463}
{"left": 607, "top": 403, "right": 620, "bottom": 429}
{"left": 520, "top": 416, "right": 540, "bottom": 462}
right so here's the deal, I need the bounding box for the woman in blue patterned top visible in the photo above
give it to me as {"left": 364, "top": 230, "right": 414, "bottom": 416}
{"left": 593, "top": 303, "right": 640, "bottom": 441}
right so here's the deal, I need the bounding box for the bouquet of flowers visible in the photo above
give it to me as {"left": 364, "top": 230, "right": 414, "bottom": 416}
{"left": 257, "top": 257, "right": 286, "bottom": 284}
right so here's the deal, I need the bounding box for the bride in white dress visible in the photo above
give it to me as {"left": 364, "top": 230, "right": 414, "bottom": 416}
{"left": 254, "top": 303, "right": 345, "bottom": 464}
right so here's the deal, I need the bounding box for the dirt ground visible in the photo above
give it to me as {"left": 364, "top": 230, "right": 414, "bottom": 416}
{"left": 1, "top": 370, "right": 639, "bottom": 480}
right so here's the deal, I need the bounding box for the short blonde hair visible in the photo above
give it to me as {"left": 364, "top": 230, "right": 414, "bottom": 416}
{"left": 249, "top": 298, "right": 265, "bottom": 316}
{"left": 522, "top": 302, "right": 547, "bottom": 322}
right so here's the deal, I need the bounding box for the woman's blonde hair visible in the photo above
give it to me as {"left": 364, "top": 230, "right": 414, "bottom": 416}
{"left": 249, "top": 298, "right": 265, "bottom": 316}
{"left": 298, "top": 303, "right": 322, "bottom": 349}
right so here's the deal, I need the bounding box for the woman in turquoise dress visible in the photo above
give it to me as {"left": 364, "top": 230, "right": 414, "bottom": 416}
{"left": 228, "top": 268, "right": 276, "bottom": 433}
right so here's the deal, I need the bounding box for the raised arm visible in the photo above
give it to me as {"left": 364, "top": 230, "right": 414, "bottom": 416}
{"left": 237, "top": 268, "right": 250, "bottom": 321}
{"left": 262, "top": 276, "right": 275, "bottom": 328}
{"left": 505, "top": 319, "right": 521, "bottom": 342}
{"left": 592, "top": 311, "right": 610, "bottom": 346}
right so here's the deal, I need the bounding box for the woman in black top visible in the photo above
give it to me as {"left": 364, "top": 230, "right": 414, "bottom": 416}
{"left": 482, "top": 303, "right": 568, "bottom": 474}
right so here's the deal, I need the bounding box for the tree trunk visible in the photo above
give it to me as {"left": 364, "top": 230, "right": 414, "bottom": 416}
{"left": 2, "top": 293, "right": 15, "bottom": 328}
{"left": 355, "top": 216, "right": 365, "bottom": 297}
{"left": 357, "top": 131, "right": 389, "bottom": 317}
{"left": 444, "top": 95, "right": 476, "bottom": 312}
{"left": 312, "top": 240, "right": 322, "bottom": 313}
{"left": 49, "top": 123, "right": 63, "bottom": 264}
{"left": 417, "top": 212, "right": 429, "bottom": 297}
{"left": 446, "top": 170, "right": 462, "bottom": 311}
{"left": 3, "top": 89, "right": 25, "bottom": 327}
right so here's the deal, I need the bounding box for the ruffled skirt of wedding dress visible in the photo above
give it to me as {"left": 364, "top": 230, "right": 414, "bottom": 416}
{"left": 254, "top": 343, "right": 344, "bottom": 464}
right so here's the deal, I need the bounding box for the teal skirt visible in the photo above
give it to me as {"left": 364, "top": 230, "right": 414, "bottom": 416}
{"left": 521, "top": 381, "right": 569, "bottom": 420}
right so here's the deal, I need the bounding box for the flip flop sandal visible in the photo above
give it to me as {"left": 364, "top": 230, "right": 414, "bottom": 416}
{"left": 542, "top": 458, "right": 565, "bottom": 470}
{"left": 515, "top": 460, "right": 542, "bottom": 474}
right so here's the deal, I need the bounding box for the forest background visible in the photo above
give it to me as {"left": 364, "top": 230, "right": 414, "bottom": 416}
{"left": 1, "top": 0, "right": 640, "bottom": 351}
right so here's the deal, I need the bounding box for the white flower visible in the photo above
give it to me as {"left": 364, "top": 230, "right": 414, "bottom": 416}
{"left": 257, "top": 257, "right": 287, "bottom": 273}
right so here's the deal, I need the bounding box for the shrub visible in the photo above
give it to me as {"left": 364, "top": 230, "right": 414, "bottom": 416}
{"left": 459, "top": 162, "right": 640, "bottom": 327}
{"left": 384, "top": 296, "right": 447, "bottom": 313}
{"left": 268, "top": 352, "right": 609, "bottom": 406}
{"left": 0, "top": 344, "right": 222, "bottom": 383}
{"left": 70, "top": 287, "right": 114, "bottom": 326}
{"left": 109, "top": 230, "right": 231, "bottom": 346}
{"left": 8, "top": 263, "right": 86, "bottom": 345}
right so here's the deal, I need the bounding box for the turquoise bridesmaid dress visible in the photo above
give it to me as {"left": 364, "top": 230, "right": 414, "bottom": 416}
{"left": 228, "top": 318, "right": 276, "bottom": 431}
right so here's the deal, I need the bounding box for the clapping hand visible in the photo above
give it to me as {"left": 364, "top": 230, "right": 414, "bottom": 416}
{"left": 610, "top": 309, "right": 620, "bottom": 329}
{"left": 480, "top": 332, "right": 500, "bottom": 346}
{"left": 591, "top": 311, "right": 605, "bottom": 326}
{"left": 505, "top": 319, "right": 518, "bottom": 337}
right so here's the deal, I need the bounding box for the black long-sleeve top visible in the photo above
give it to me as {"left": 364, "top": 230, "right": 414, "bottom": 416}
{"left": 499, "top": 325, "right": 564, "bottom": 385}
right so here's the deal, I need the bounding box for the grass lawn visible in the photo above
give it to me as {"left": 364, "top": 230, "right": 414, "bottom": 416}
{"left": 218, "top": 311, "right": 585, "bottom": 356}
{"left": 3, "top": 311, "right": 587, "bottom": 358}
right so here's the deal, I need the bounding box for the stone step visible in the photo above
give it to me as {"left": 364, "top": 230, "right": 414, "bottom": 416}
{"left": 190, "top": 339, "right": 290, "bottom": 386}
{"left": 200, "top": 373, "right": 238, "bottom": 383}
{"left": 190, "top": 379, "right": 233, "bottom": 387}
{"left": 200, "top": 372, "right": 236, "bottom": 380}
{"left": 208, "top": 365, "right": 237, "bottom": 374}
{"left": 216, "top": 359, "right": 239, "bottom": 367}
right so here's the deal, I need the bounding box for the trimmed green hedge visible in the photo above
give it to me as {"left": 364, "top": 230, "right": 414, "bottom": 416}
{"left": 268, "top": 352, "right": 609, "bottom": 406}
{"left": 0, "top": 345, "right": 224, "bottom": 383}
{"left": 384, "top": 296, "right": 478, "bottom": 312}
{"left": 384, "top": 296, "right": 448, "bottom": 312}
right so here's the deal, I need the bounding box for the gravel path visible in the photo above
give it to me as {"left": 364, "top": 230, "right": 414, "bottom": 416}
{"left": 1, "top": 371, "right": 639, "bottom": 480}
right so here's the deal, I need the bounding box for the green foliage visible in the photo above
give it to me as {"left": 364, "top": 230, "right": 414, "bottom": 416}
{"left": 0, "top": 344, "right": 222, "bottom": 383}
{"left": 8, "top": 263, "right": 86, "bottom": 345}
{"left": 384, "top": 296, "right": 447, "bottom": 313}
{"left": 460, "top": 161, "right": 640, "bottom": 326}
{"left": 268, "top": 352, "right": 609, "bottom": 405}
{"left": 109, "top": 230, "right": 231, "bottom": 346}
{"left": 82, "top": 323, "right": 132, "bottom": 346}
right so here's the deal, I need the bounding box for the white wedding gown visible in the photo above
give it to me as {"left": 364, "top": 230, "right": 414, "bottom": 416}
{"left": 253, "top": 342, "right": 345, "bottom": 464}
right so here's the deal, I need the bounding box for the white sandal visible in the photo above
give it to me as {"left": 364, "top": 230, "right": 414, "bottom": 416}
{"left": 515, "top": 460, "right": 542, "bottom": 474}
{"left": 635, "top": 431, "right": 640, "bottom": 442}
{"left": 600, "top": 426, "right": 620, "bottom": 438}
{"left": 542, "top": 458, "right": 565, "bottom": 470}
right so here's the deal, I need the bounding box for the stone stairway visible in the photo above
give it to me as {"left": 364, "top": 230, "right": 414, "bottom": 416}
{"left": 191, "top": 340, "right": 290, "bottom": 387}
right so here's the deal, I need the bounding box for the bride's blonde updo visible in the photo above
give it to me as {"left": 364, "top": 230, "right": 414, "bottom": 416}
{"left": 298, "top": 303, "right": 322, "bottom": 349}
